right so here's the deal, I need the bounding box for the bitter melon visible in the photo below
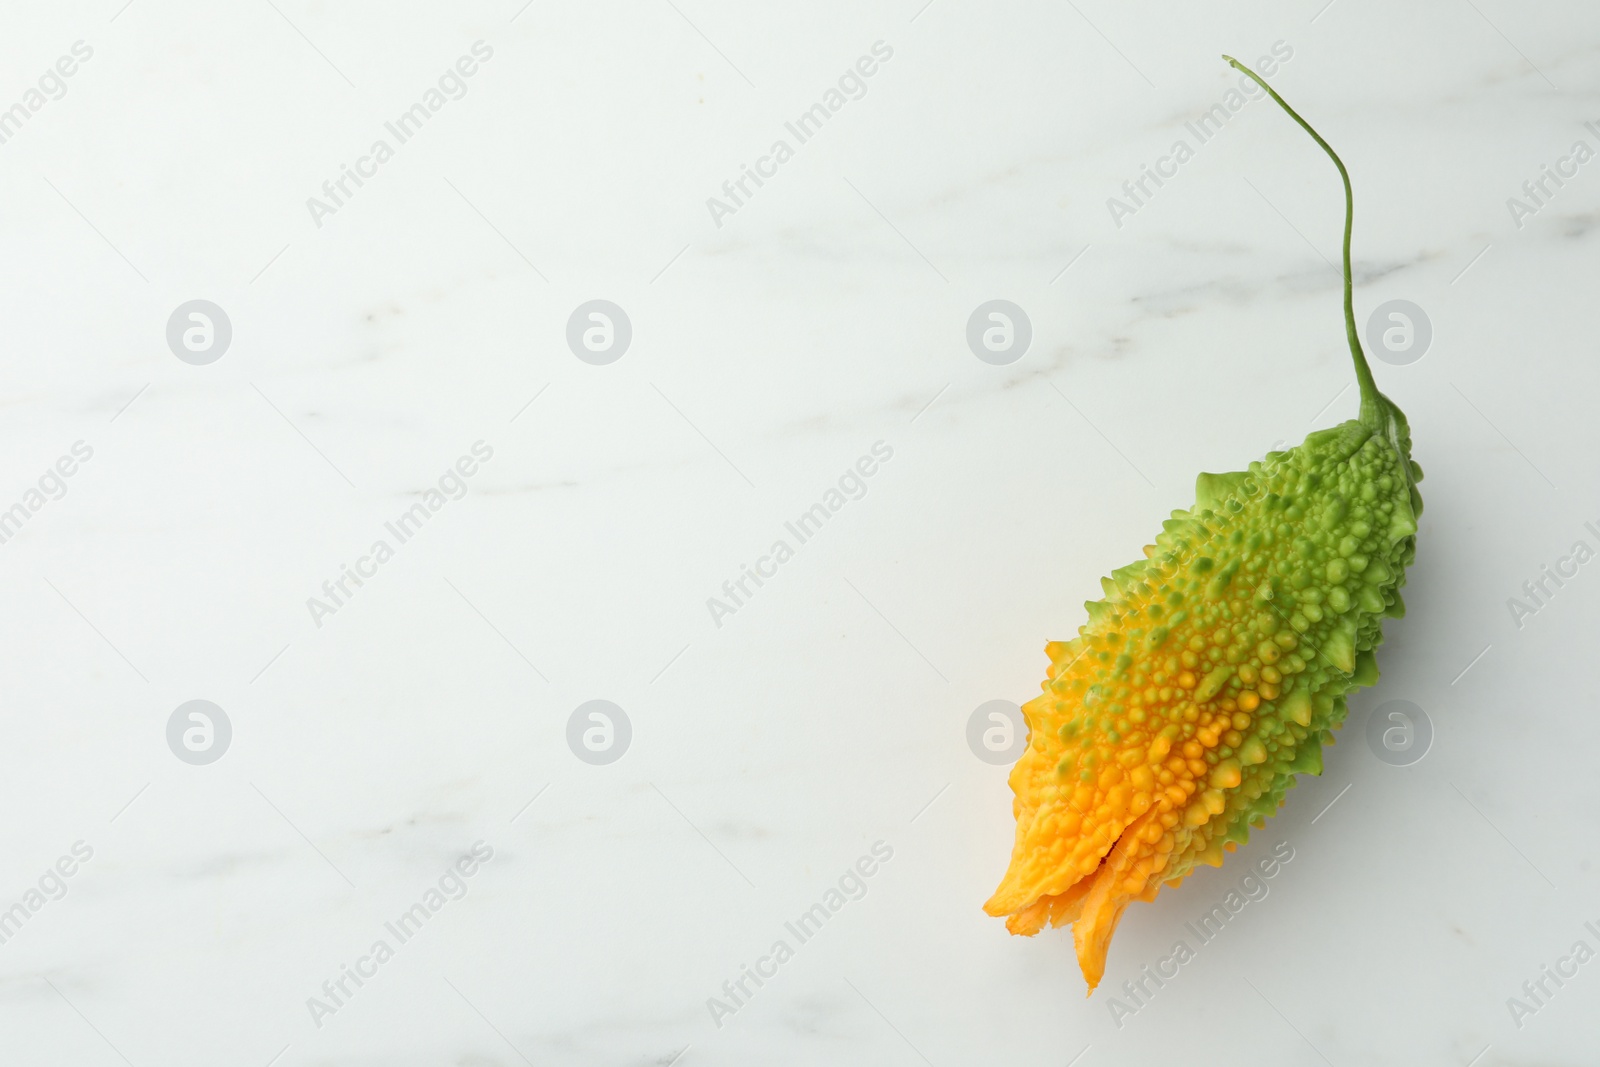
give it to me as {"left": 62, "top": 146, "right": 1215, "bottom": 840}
{"left": 984, "top": 57, "right": 1421, "bottom": 992}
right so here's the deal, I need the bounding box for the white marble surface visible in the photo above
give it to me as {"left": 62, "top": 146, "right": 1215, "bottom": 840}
{"left": 2, "top": 1, "right": 1598, "bottom": 1064}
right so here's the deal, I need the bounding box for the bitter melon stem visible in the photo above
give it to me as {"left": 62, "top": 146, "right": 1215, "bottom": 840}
{"left": 1222, "top": 55, "right": 1382, "bottom": 429}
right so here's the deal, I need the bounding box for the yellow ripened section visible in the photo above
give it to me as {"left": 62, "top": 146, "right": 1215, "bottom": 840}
{"left": 985, "top": 615, "right": 1257, "bottom": 986}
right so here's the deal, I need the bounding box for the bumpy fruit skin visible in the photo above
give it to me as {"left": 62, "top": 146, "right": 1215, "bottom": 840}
{"left": 983, "top": 402, "right": 1420, "bottom": 991}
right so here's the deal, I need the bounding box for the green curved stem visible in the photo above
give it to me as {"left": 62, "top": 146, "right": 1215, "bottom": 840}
{"left": 1222, "top": 55, "right": 1381, "bottom": 427}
